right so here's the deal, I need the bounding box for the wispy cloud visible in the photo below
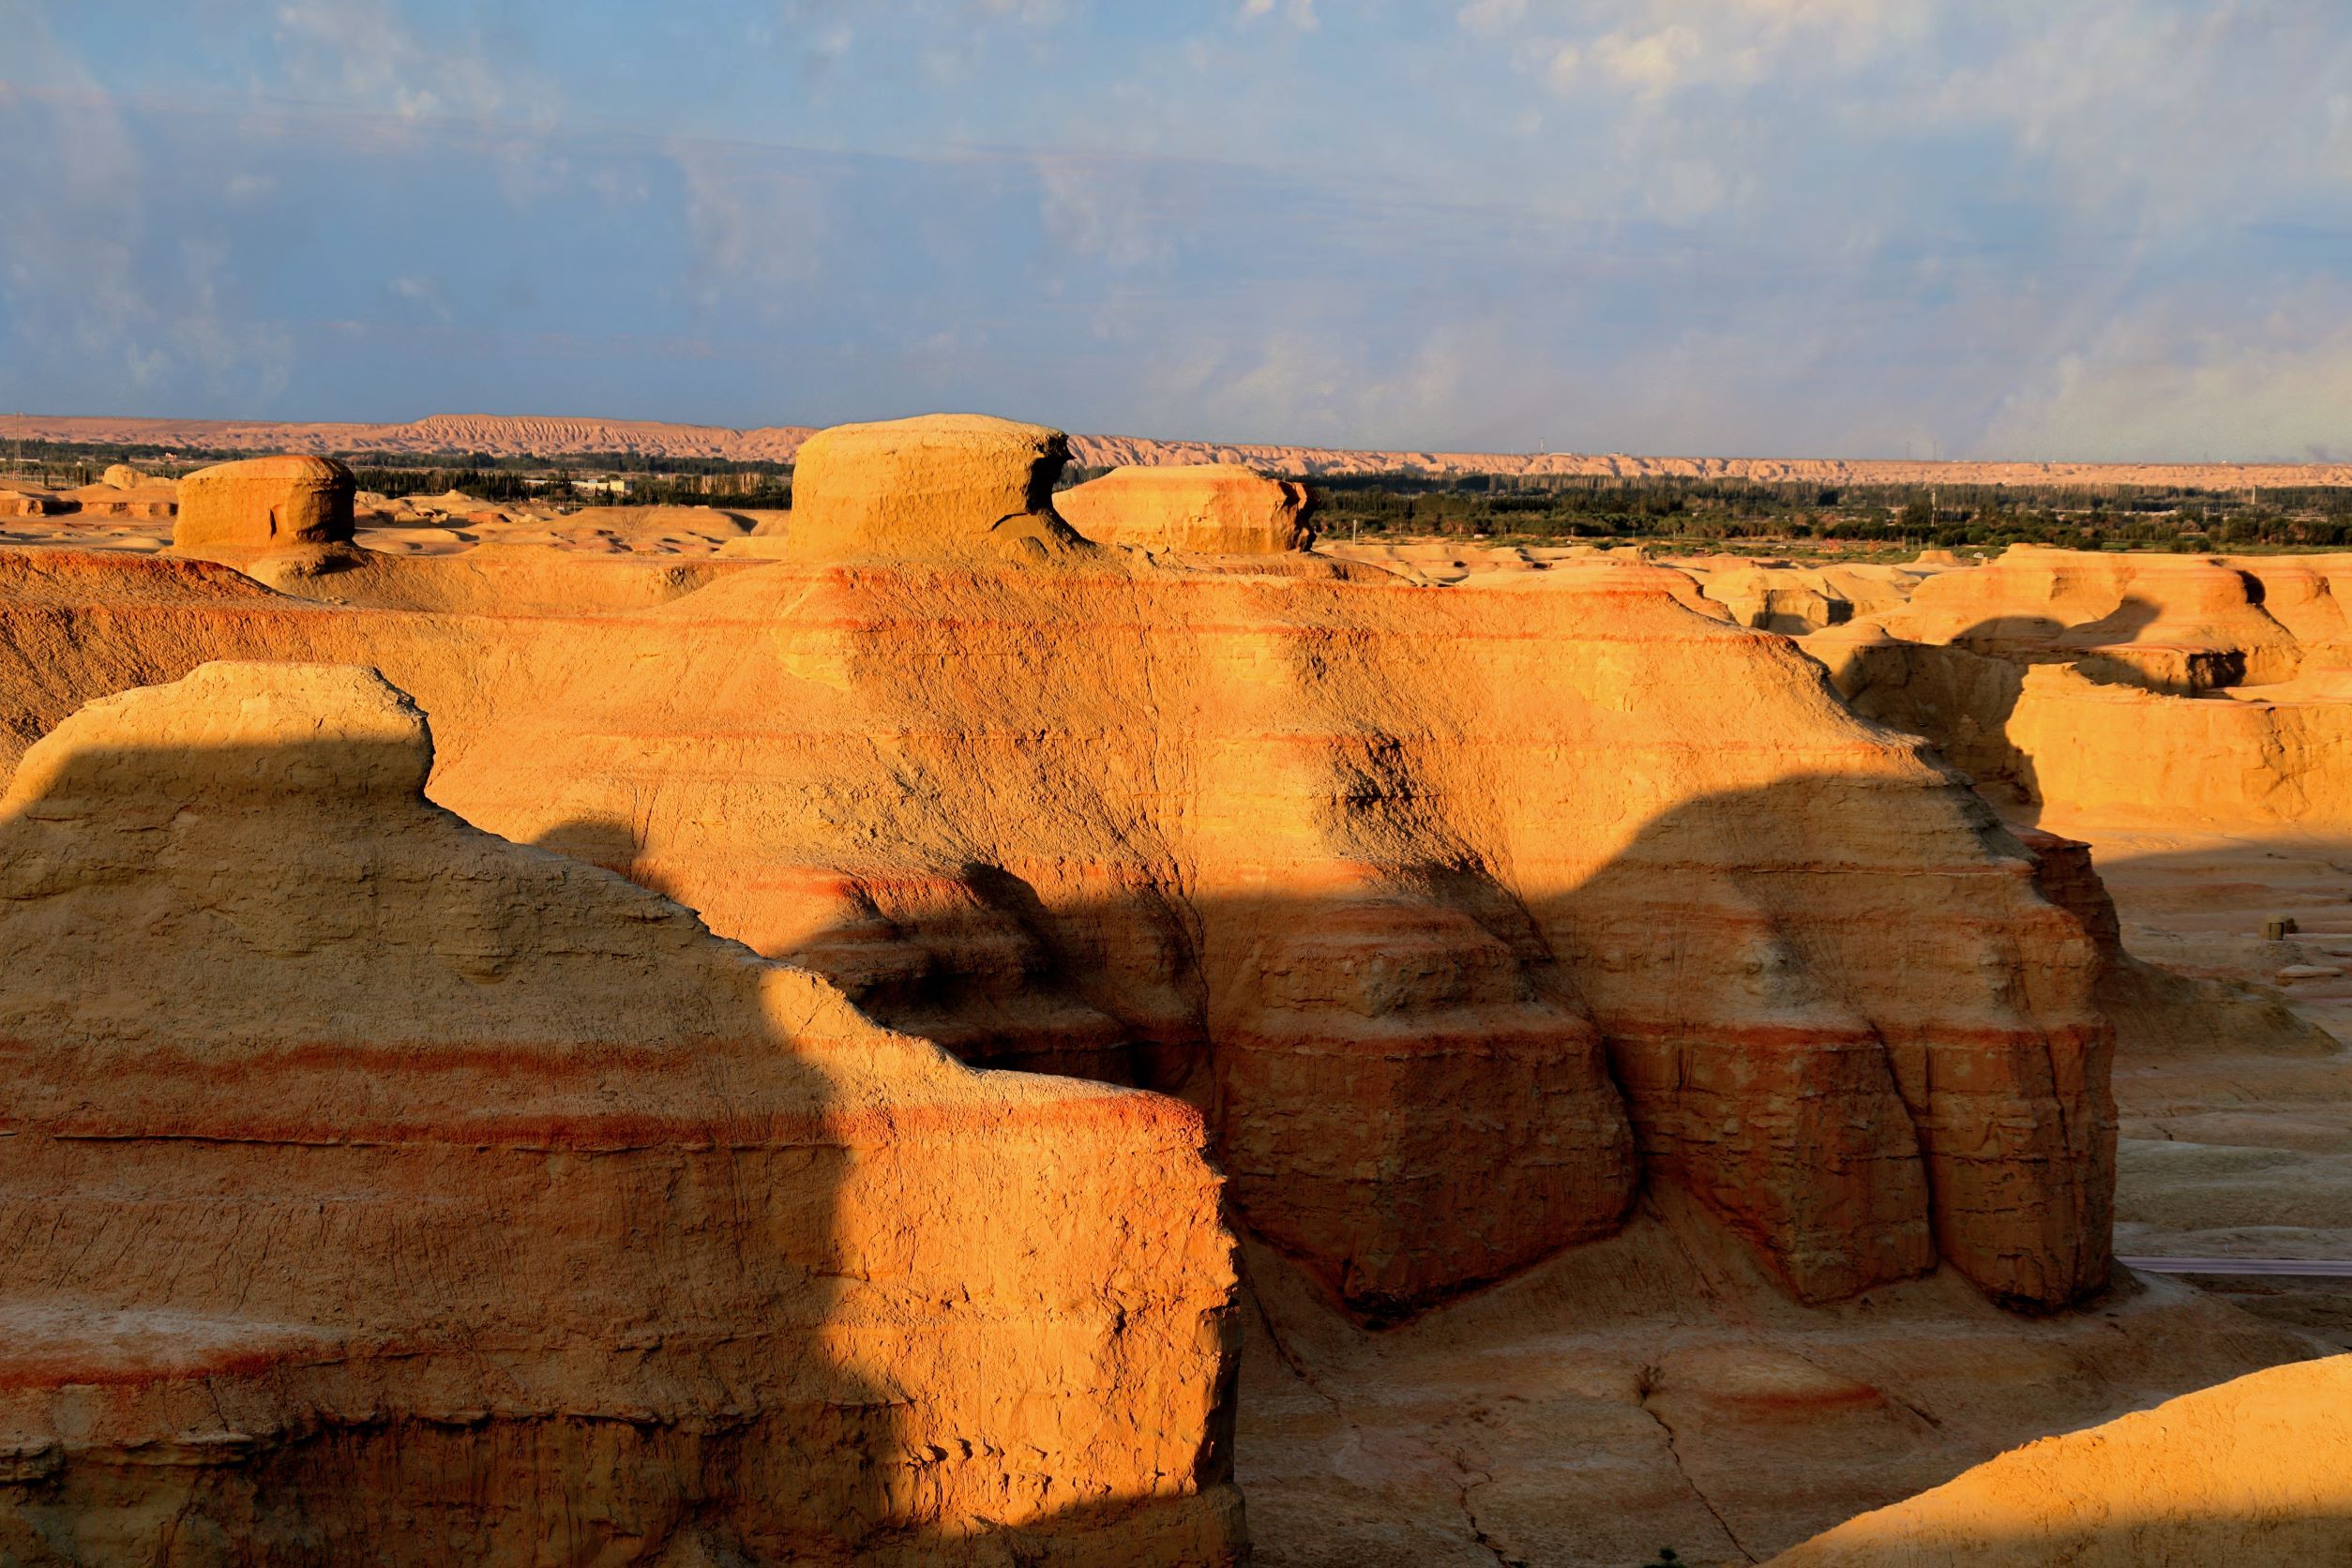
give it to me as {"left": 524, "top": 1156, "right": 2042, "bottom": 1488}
{"left": 0, "top": 1, "right": 2344, "bottom": 459}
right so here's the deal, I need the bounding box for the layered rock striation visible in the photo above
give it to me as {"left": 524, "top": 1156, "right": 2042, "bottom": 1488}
{"left": 421, "top": 416, "right": 2114, "bottom": 1318}
{"left": 0, "top": 661, "right": 1242, "bottom": 1565}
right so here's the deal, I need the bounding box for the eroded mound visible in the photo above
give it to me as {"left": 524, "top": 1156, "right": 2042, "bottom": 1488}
{"left": 0, "top": 661, "right": 1241, "bottom": 1565}
{"left": 1057, "top": 463, "right": 1317, "bottom": 554}
{"left": 784, "top": 413, "right": 1088, "bottom": 563}
{"left": 174, "top": 454, "right": 356, "bottom": 554}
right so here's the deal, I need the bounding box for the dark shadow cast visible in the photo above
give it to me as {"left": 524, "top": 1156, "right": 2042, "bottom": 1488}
{"left": 535, "top": 771, "right": 2117, "bottom": 1328}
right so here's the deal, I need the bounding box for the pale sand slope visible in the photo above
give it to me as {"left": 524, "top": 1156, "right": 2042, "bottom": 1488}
{"left": 1772, "top": 1354, "right": 2351, "bottom": 1565}
{"left": 15, "top": 411, "right": 2352, "bottom": 487}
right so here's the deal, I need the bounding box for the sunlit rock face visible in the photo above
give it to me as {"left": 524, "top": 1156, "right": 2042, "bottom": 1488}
{"left": 0, "top": 660, "right": 1243, "bottom": 1566}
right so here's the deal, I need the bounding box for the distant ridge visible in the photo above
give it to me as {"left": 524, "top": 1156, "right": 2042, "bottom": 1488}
{"left": 10, "top": 412, "right": 2351, "bottom": 490}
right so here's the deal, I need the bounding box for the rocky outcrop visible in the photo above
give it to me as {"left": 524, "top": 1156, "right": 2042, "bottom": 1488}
{"left": 412, "top": 419, "right": 2114, "bottom": 1318}
{"left": 1772, "top": 1354, "right": 2352, "bottom": 1564}
{"left": 173, "top": 455, "right": 355, "bottom": 553}
{"left": 1057, "top": 463, "right": 1315, "bottom": 554}
{"left": 2017, "top": 828, "right": 2335, "bottom": 1058}
{"left": 1806, "top": 546, "right": 2352, "bottom": 828}
{"left": 456, "top": 550, "right": 2115, "bottom": 1315}
{"left": 1874, "top": 545, "right": 2302, "bottom": 692}
{"left": 783, "top": 414, "right": 1086, "bottom": 563}
{"left": 0, "top": 661, "right": 1243, "bottom": 1565}
{"left": 1683, "top": 557, "right": 1947, "bottom": 635}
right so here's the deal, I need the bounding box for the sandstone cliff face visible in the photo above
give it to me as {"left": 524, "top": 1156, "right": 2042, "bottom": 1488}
{"left": 0, "top": 419, "right": 2119, "bottom": 1327}
{"left": 1056, "top": 463, "right": 1316, "bottom": 554}
{"left": 1771, "top": 1354, "right": 2352, "bottom": 1565}
{"left": 0, "top": 661, "right": 1242, "bottom": 1565}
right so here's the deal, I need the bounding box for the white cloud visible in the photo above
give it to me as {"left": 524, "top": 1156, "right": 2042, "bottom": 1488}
{"left": 1035, "top": 156, "right": 1183, "bottom": 270}
{"left": 1983, "top": 285, "right": 2352, "bottom": 463}
{"left": 270, "top": 1, "right": 550, "bottom": 125}
{"left": 1239, "top": 0, "right": 1319, "bottom": 32}
{"left": 1595, "top": 23, "right": 1702, "bottom": 97}
{"left": 1542, "top": 43, "right": 1581, "bottom": 93}
{"left": 669, "top": 141, "right": 835, "bottom": 317}
{"left": 1457, "top": 0, "right": 1528, "bottom": 38}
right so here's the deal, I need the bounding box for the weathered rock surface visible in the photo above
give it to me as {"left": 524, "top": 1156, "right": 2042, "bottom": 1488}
{"left": 1058, "top": 463, "right": 1316, "bottom": 554}
{"left": 784, "top": 414, "right": 1085, "bottom": 563}
{"left": 1771, "top": 1354, "right": 2352, "bottom": 1564}
{"left": 0, "top": 661, "right": 1242, "bottom": 1565}
{"left": 1872, "top": 545, "right": 2303, "bottom": 691}
{"left": 1676, "top": 556, "right": 1947, "bottom": 636}
{"left": 173, "top": 455, "right": 355, "bottom": 553}
{"left": 240, "top": 540, "right": 763, "bottom": 615}
{"left": 1238, "top": 1199, "right": 2330, "bottom": 1567}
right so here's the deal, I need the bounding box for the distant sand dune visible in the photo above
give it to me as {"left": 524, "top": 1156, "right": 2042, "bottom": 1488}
{"left": 10, "top": 412, "right": 2351, "bottom": 488}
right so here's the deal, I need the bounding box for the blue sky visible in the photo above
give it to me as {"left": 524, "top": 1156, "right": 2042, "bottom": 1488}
{"left": 3, "top": 1, "right": 2347, "bottom": 459}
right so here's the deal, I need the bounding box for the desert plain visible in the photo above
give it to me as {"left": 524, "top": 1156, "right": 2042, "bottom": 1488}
{"left": 0, "top": 414, "right": 2347, "bottom": 1565}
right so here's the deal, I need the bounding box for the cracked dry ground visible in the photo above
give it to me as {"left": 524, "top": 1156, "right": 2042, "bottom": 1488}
{"left": 1231, "top": 1193, "right": 2314, "bottom": 1567}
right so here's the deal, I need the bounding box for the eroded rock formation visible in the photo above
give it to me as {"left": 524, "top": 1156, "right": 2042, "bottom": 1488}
{"left": 0, "top": 661, "right": 1242, "bottom": 1564}
{"left": 173, "top": 455, "right": 356, "bottom": 554}
{"left": 1057, "top": 463, "right": 1316, "bottom": 554}
{"left": 1812, "top": 546, "right": 2352, "bottom": 828}
{"left": 783, "top": 414, "right": 1086, "bottom": 563}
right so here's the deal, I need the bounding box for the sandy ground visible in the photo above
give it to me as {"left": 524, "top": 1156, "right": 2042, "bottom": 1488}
{"left": 2024, "top": 809, "right": 2352, "bottom": 1351}
{"left": 1232, "top": 1199, "right": 2323, "bottom": 1568}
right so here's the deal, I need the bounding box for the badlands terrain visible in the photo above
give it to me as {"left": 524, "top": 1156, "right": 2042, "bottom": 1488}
{"left": 0, "top": 418, "right": 2346, "bottom": 1564}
